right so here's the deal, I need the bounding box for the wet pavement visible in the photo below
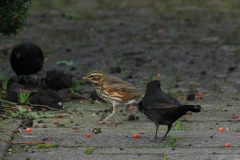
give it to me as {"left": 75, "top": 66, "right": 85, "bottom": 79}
{"left": 1, "top": 0, "right": 240, "bottom": 159}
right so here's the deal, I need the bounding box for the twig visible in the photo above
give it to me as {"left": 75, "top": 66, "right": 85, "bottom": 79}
{"left": 17, "top": 90, "right": 38, "bottom": 93}
{"left": 0, "top": 139, "right": 44, "bottom": 144}
{"left": 29, "top": 104, "right": 74, "bottom": 114}
{"left": 0, "top": 115, "right": 10, "bottom": 118}
{"left": 29, "top": 104, "right": 61, "bottom": 111}
{"left": 0, "top": 127, "right": 19, "bottom": 132}
{"left": 71, "top": 100, "right": 93, "bottom": 102}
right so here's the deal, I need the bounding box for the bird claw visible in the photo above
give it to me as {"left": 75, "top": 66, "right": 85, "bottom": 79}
{"left": 150, "top": 137, "right": 169, "bottom": 143}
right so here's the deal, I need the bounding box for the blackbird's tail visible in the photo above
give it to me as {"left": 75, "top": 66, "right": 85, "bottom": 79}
{"left": 137, "top": 100, "right": 144, "bottom": 113}
{"left": 177, "top": 105, "right": 202, "bottom": 112}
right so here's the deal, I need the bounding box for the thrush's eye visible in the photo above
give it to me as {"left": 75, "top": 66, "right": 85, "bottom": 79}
{"left": 89, "top": 75, "right": 94, "bottom": 78}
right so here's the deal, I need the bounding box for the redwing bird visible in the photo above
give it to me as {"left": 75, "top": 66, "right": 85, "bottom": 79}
{"left": 10, "top": 42, "right": 44, "bottom": 81}
{"left": 138, "top": 80, "right": 202, "bottom": 142}
{"left": 83, "top": 71, "right": 144, "bottom": 124}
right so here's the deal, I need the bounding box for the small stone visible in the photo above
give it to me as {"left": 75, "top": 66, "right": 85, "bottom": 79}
{"left": 228, "top": 66, "right": 235, "bottom": 71}
{"left": 210, "top": 136, "right": 213, "bottom": 138}
{"left": 186, "top": 94, "right": 195, "bottom": 101}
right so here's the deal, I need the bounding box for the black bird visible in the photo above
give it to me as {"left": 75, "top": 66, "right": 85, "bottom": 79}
{"left": 138, "top": 80, "right": 202, "bottom": 142}
{"left": 10, "top": 42, "right": 44, "bottom": 80}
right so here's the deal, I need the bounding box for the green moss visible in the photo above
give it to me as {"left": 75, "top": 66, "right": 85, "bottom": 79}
{"left": 85, "top": 146, "right": 97, "bottom": 154}
{"left": 169, "top": 136, "right": 181, "bottom": 140}
{"left": 198, "top": 152, "right": 206, "bottom": 155}
{"left": 37, "top": 144, "right": 60, "bottom": 148}
{"left": 163, "top": 153, "right": 170, "bottom": 160}
{"left": 172, "top": 119, "right": 191, "bottom": 130}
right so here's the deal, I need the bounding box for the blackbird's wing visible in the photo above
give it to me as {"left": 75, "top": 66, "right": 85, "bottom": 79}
{"left": 143, "top": 92, "right": 181, "bottom": 110}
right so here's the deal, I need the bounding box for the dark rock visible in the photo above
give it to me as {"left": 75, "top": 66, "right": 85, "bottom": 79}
{"left": 110, "top": 66, "right": 121, "bottom": 73}
{"left": 228, "top": 66, "right": 235, "bottom": 71}
{"left": 5, "top": 83, "right": 24, "bottom": 102}
{"left": 200, "top": 70, "right": 207, "bottom": 75}
{"left": 90, "top": 90, "right": 104, "bottom": 101}
{"left": 45, "top": 70, "right": 72, "bottom": 90}
{"left": 31, "top": 89, "right": 63, "bottom": 109}
{"left": 186, "top": 94, "right": 195, "bottom": 101}
{"left": 10, "top": 42, "right": 44, "bottom": 77}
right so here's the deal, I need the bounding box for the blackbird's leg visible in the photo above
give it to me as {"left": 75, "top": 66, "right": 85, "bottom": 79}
{"left": 161, "top": 124, "right": 172, "bottom": 140}
{"left": 98, "top": 105, "right": 117, "bottom": 124}
{"left": 150, "top": 124, "right": 159, "bottom": 142}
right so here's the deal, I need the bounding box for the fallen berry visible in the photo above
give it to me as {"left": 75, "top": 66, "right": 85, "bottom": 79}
{"left": 115, "top": 121, "right": 119, "bottom": 125}
{"left": 129, "top": 106, "right": 134, "bottom": 110}
{"left": 196, "top": 93, "right": 202, "bottom": 96}
{"left": 218, "top": 127, "right": 224, "bottom": 131}
{"left": 97, "top": 121, "right": 101, "bottom": 124}
{"left": 232, "top": 115, "right": 238, "bottom": 119}
{"left": 25, "top": 128, "right": 32, "bottom": 132}
{"left": 86, "top": 133, "right": 91, "bottom": 137}
{"left": 42, "top": 124, "right": 47, "bottom": 128}
{"left": 75, "top": 130, "right": 80, "bottom": 132}
{"left": 58, "top": 115, "right": 63, "bottom": 118}
{"left": 156, "top": 73, "right": 160, "bottom": 77}
{"left": 140, "top": 131, "right": 144, "bottom": 134}
{"left": 65, "top": 98, "right": 70, "bottom": 101}
{"left": 33, "top": 125, "right": 38, "bottom": 128}
{"left": 133, "top": 133, "right": 139, "bottom": 138}
{"left": 186, "top": 112, "right": 192, "bottom": 115}
{"left": 225, "top": 142, "right": 230, "bottom": 147}
{"left": 42, "top": 108, "right": 47, "bottom": 111}
{"left": 53, "top": 121, "right": 59, "bottom": 124}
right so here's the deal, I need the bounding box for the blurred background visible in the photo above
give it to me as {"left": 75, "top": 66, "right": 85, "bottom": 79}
{"left": 1, "top": 0, "right": 240, "bottom": 94}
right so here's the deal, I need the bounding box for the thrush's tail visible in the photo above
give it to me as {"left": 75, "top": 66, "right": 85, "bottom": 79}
{"left": 176, "top": 105, "right": 202, "bottom": 112}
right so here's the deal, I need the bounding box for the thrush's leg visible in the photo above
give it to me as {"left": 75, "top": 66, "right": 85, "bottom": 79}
{"left": 98, "top": 105, "right": 117, "bottom": 124}
{"left": 161, "top": 124, "right": 172, "bottom": 140}
{"left": 125, "top": 105, "right": 130, "bottom": 120}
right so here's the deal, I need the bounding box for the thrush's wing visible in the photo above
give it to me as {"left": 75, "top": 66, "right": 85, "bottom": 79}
{"left": 102, "top": 75, "right": 145, "bottom": 99}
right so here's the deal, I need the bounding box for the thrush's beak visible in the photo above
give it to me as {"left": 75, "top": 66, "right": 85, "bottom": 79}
{"left": 82, "top": 76, "right": 87, "bottom": 79}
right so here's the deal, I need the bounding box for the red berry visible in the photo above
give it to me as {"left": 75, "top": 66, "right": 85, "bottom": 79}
{"left": 42, "top": 108, "right": 47, "bottom": 111}
{"left": 232, "top": 115, "right": 238, "bottom": 119}
{"left": 65, "top": 98, "right": 70, "bottom": 102}
{"left": 42, "top": 124, "right": 47, "bottom": 128}
{"left": 133, "top": 133, "right": 139, "bottom": 138}
{"left": 58, "top": 115, "right": 63, "bottom": 118}
{"left": 86, "top": 133, "right": 91, "bottom": 137}
{"left": 196, "top": 93, "right": 202, "bottom": 96}
{"left": 115, "top": 121, "right": 119, "bottom": 125}
{"left": 225, "top": 142, "right": 230, "bottom": 147}
{"left": 33, "top": 125, "right": 38, "bottom": 128}
{"left": 53, "top": 121, "right": 59, "bottom": 124}
{"left": 26, "top": 128, "right": 32, "bottom": 132}
{"left": 129, "top": 106, "right": 134, "bottom": 110}
{"left": 97, "top": 121, "right": 101, "bottom": 124}
{"left": 218, "top": 127, "right": 224, "bottom": 131}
